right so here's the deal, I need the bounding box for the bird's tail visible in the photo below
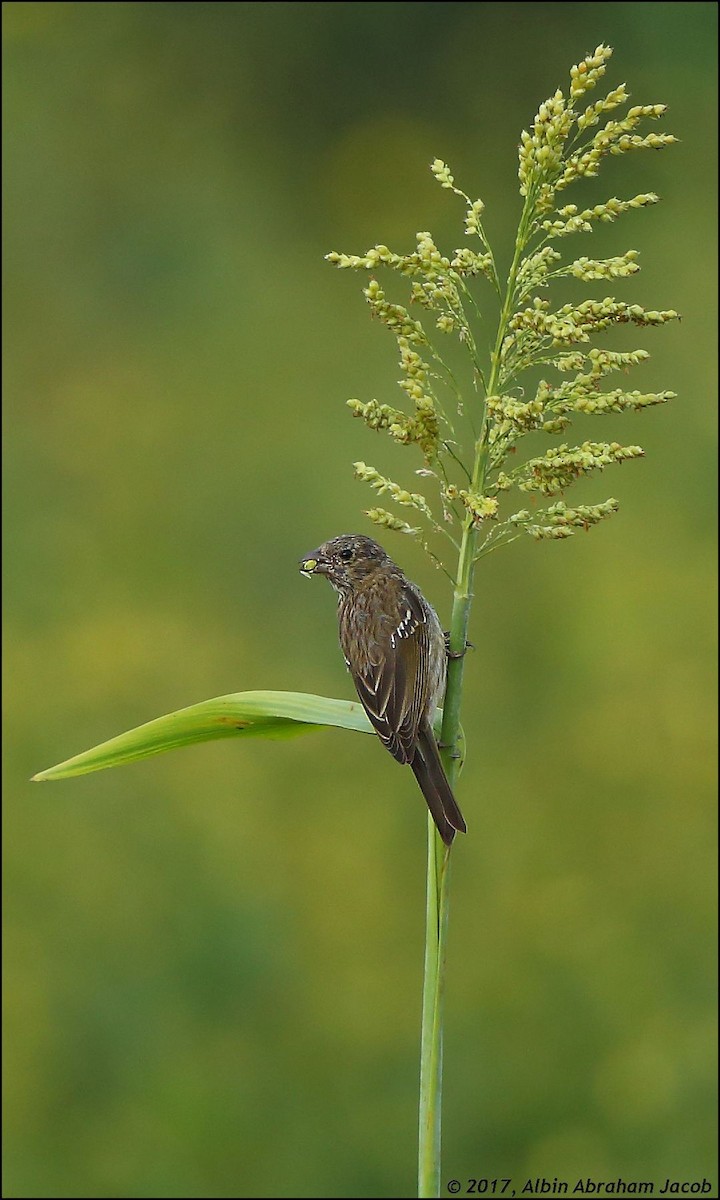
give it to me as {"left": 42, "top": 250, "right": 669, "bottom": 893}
{"left": 411, "top": 722, "right": 467, "bottom": 847}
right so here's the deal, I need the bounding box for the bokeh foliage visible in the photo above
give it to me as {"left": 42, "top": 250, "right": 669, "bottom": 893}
{"left": 3, "top": 3, "right": 717, "bottom": 1197}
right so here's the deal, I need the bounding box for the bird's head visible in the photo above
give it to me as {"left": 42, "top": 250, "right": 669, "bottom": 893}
{"left": 299, "top": 534, "right": 389, "bottom": 597}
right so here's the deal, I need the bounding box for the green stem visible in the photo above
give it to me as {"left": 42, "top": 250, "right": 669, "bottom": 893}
{"left": 417, "top": 198, "right": 534, "bottom": 1197}
{"left": 418, "top": 820, "right": 451, "bottom": 1197}
{"left": 440, "top": 198, "right": 533, "bottom": 757}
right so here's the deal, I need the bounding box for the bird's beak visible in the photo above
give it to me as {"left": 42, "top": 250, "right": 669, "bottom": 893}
{"left": 299, "top": 555, "right": 328, "bottom": 578}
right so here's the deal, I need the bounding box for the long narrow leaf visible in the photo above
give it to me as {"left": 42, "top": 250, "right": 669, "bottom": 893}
{"left": 32, "top": 691, "right": 375, "bottom": 782}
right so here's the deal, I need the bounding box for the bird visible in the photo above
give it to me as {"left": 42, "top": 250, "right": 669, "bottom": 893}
{"left": 300, "top": 533, "right": 466, "bottom": 846}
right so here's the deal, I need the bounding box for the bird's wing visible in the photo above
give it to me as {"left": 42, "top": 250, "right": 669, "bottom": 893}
{"left": 345, "top": 584, "right": 431, "bottom": 765}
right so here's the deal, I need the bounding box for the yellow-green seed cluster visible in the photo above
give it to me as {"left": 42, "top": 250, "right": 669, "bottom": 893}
{"left": 363, "top": 279, "right": 426, "bottom": 344}
{"left": 430, "top": 159, "right": 492, "bottom": 256}
{"left": 353, "top": 462, "right": 433, "bottom": 518}
{"left": 567, "top": 250, "right": 640, "bottom": 280}
{"left": 365, "top": 507, "right": 420, "bottom": 535}
{"left": 541, "top": 194, "right": 658, "bottom": 238}
{"left": 449, "top": 247, "right": 494, "bottom": 278}
{"left": 576, "top": 85, "right": 629, "bottom": 132}
{"left": 487, "top": 394, "right": 545, "bottom": 441}
{"left": 510, "top": 497, "right": 620, "bottom": 540}
{"left": 516, "top": 246, "right": 562, "bottom": 299}
{"left": 551, "top": 348, "right": 651, "bottom": 375}
{"left": 517, "top": 42, "right": 675, "bottom": 218}
{"left": 519, "top": 441, "right": 644, "bottom": 496}
{"left": 569, "top": 44, "right": 615, "bottom": 100}
{"left": 326, "top": 44, "right": 676, "bottom": 552}
{"left": 556, "top": 108, "right": 674, "bottom": 195}
{"left": 509, "top": 297, "right": 678, "bottom": 349}
{"left": 445, "top": 486, "right": 499, "bottom": 526}
{"left": 536, "top": 351, "right": 675, "bottom": 415}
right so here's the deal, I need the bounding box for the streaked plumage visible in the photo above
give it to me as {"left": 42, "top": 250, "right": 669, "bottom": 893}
{"left": 300, "top": 534, "right": 466, "bottom": 845}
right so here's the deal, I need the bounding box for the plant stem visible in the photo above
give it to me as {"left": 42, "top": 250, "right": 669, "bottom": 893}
{"left": 418, "top": 819, "right": 451, "bottom": 1197}
{"left": 418, "top": 206, "right": 532, "bottom": 1197}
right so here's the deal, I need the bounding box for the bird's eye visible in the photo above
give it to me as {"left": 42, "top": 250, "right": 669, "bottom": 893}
{"left": 340, "top": 547, "right": 353, "bottom": 561}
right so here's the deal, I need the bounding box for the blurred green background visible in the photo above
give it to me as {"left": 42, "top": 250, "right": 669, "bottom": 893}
{"left": 3, "top": 3, "right": 717, "bottom": 1197}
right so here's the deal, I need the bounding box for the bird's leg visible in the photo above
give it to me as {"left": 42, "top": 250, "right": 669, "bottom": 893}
{"left": 444, "top": 632, "right": 474, "bottom": 660}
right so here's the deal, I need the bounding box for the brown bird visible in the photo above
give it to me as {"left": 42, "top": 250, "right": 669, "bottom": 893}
{"left": 300, "top": 534, "right": 466, "bottom": 845}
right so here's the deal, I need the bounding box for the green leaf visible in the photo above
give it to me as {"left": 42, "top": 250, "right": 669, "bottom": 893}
{"left": 31, "top": 691, "right": 375, "bottom": 782}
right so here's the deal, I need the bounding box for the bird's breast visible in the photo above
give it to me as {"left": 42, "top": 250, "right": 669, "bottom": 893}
{"left": 339, "top": 585, "right": 399, "bottom": 666}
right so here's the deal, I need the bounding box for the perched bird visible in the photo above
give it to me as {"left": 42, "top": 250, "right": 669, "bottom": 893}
{"left": 300, "top": 533, "right": 466, "bottom": 846}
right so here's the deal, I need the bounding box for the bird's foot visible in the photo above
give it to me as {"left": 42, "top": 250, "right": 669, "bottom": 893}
{"left": 444, "top": 632, "right": 474, "bottom": 659}
{"left": 438, "top": 743, "right": 463, "bottom": 759}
